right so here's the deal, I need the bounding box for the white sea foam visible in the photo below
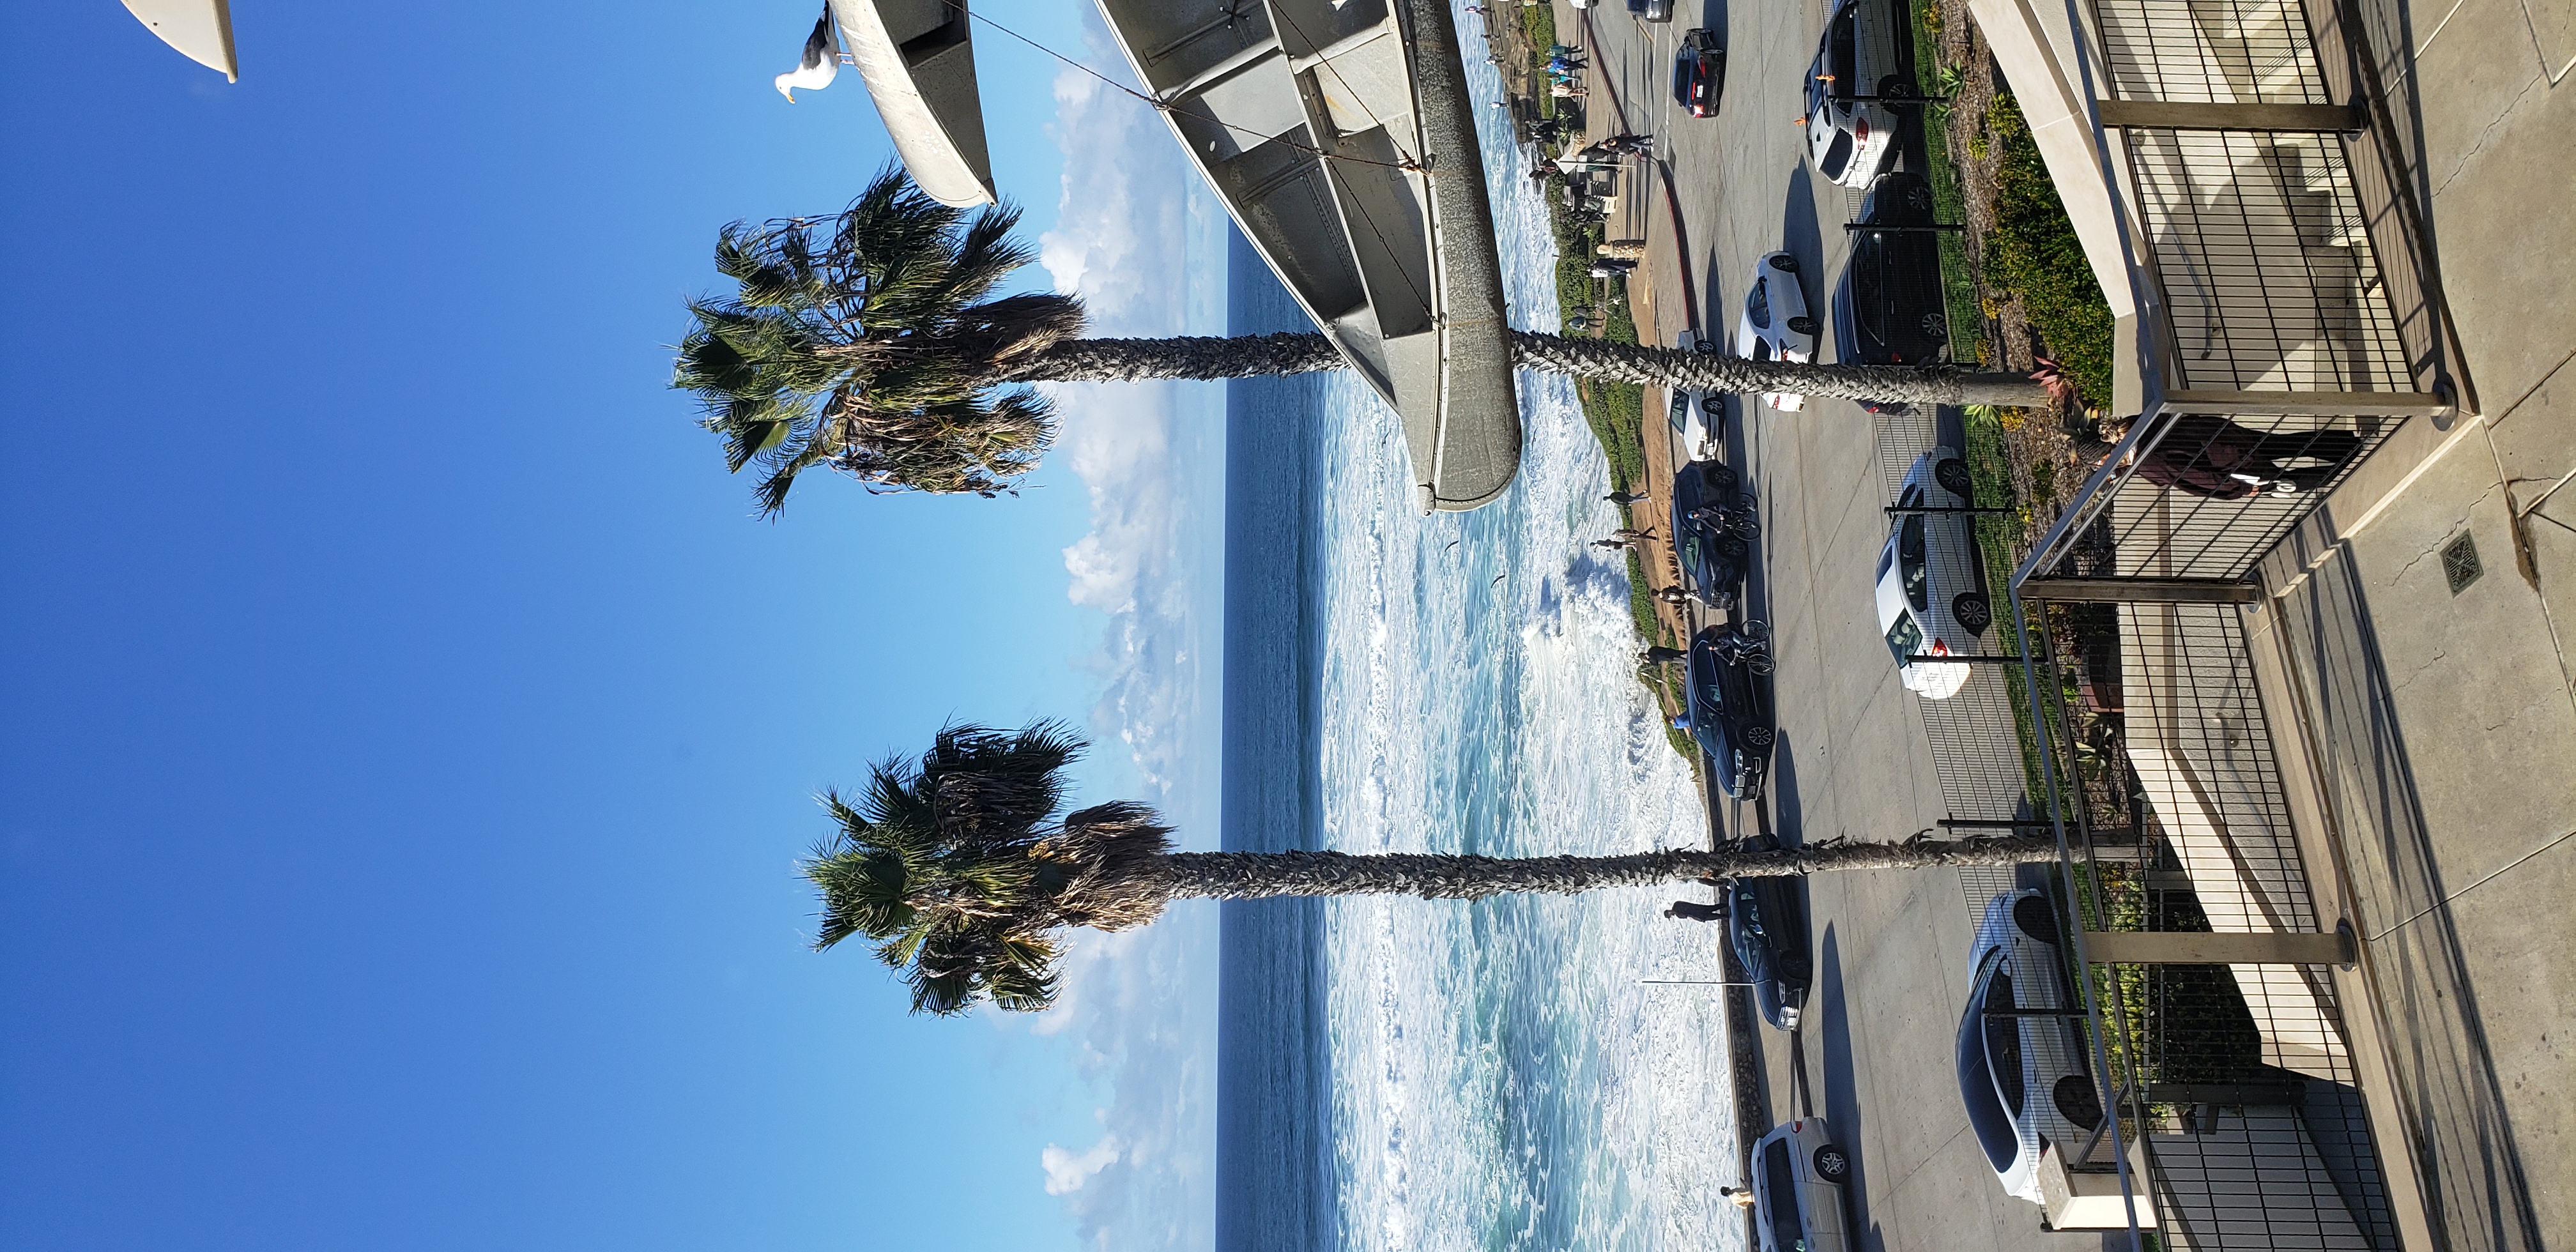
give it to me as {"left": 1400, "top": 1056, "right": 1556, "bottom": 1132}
{"left": 1305, "top": 23, "right": 1753, "bottom": 1252}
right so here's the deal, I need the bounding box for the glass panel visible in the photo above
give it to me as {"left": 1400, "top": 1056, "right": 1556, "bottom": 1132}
{"left": 1883, "top": 611, "right": 1922, "bottom": 664}
{"left": 1820, "top": 130, "right": 1853, "bottom": 181}
{"left": 1901, "top": 515, "right": 1928, "bottom": 611}
{"left": 1764, "top": 1141, "right": 1806, "bottom": 1251}
{"left": 1986, "top": 969, "right": 2025, "bottom": 1115}
{"left": 1748, "top": 278, "right": 1772, "bottom": 328}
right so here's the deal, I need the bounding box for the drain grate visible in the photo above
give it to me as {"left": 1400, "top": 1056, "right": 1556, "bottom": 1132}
{"left": 2442, "top": 531, "right": 2482, "bottom": 595}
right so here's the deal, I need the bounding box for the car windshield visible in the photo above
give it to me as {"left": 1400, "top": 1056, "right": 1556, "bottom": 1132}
{"left": 1818, "top": 130, "right": 1853, "bottom": 180}
{"left": 1900, "top": 515, "right": 1929, "bottom": 611}
{"left": 1986, "top": 966, "right": 2026, "bottom": 1114}
{"left": 1763, "top": 1140, "right": 1807, "bottom": 1252}
{"left": 1752, "top": 337, "right": 1775, "bottom": 361}
{"left": 1884, "top": 610, "right": 1922, "bottom": 666}
{"left": 1747, "top": 278, "right": 1772, "bottom": 328}
{"left": 1670, "top": 390, "right": 1692, "bottom": 432}
{"left": 1828, "top": 8, "right": 1856, "bottom": 88}
{"left": 1959, "top": 958, "right": 2023, "bottom": 1171}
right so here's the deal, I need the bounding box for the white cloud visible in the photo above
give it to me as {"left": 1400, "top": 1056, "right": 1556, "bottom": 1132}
{"left": 1042, "top": 1133, "right": 1123, "bottom": 1195}
{"left": 1018, "top": 15, "right": 1223, "bottom": 1252}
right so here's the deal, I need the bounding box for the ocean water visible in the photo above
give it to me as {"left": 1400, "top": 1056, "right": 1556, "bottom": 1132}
{"left": 1215, "top": 39, "right": 1745, "bottom": 1252}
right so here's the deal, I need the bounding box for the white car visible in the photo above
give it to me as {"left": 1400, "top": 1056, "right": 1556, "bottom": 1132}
{"left": 1666, "top": 329, "right": 1722, "bottom": 461}
{"left": 1802, "top": 0, "right": 1911, "bottom": 188}
{"left": 1734, "top": 252, "right": 1819, "bottom": 411}
{"left": 1873, "top": 447, "right": 1991, "bottom": 700}
{"left": 1958, "top": 889, "right": 2108, "bottom": 1204}
{"left": 1749, "top": 1117, "right": 1853, "bottom": 1252}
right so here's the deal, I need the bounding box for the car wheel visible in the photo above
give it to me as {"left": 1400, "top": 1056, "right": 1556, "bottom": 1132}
{"left": 1736, "top": 492, "right": 1759, "bottom": 514}
{"left": 1879, "top": 75, "right": 1919, "bottom": 105}
{"left": 2054, "top": 1075, "right": 2106, "bottom": 1129}
{"left": 1952, "top": 593, "right": 1992, "bottom": 634}
{"left": 1768, "top": 254, "right": 1798, "bottom": 273}
{"left": 1740, "top": 618, "right": 1770, "bottom": 641}
{"left": 2012, "top": 894, "right": 2062, "bottom": 944}
{"left": 1787, "top": 316, "right": 1819, "bottom": 336}
{"left": 1701, "top": 393, "right": 1724, "bottom": 417}
{"left": 1717, "top": 535, "right": 1749, "bottom": 559}
{"left": 1919, "top": 310, "right": 1949, "bottom": 343}
{"left": 1813, "top": 1143, "right": 1853, "bottom": 1182}
{"left": 1745, "top": 724, "right": 1775, "bottom": 748}
{"left": 1933, "top": 457, "right": 1974, "bottom": 498}
{"left": 1708, "top": 464, "right": 1740, "bottom": 492}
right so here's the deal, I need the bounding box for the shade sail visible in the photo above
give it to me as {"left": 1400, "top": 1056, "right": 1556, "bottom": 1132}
{"left": 829, "top": 0, "right": 996, "bottom": 207}
{"left": 123, "top": 0, "right": 238, "bottom": 82}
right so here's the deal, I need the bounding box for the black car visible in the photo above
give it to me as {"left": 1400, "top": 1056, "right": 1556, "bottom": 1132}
{"left": 1669, "top": 459, "right": 1755, "bottom": 611}
{"left": 1673, "top": 28, "right": 1726, "bottom": 117}
{"left": 1832, "top": 171, "right": 1951, "bottom": 366}
{"left": 1683, "top": 622, "right": 1775, "bottom": 799}
{"left": 1722, "top": 836, "right": 1813, "bottom": 1030}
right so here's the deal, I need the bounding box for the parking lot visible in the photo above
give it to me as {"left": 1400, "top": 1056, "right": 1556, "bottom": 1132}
{"left": 1546, "top": 3, "right": 2103, "bottom": 1249}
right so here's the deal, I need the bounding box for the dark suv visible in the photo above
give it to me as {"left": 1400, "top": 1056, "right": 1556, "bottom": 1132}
{"left": 1833, "top": 172, "right": 1951, "bottom": 365}
{"left": 1684, "top": 623, "right": 1775, "bottom": 800}
{"left": 1722, "top": 835, "right": 1813, "bottom": 1030}
{"left": 1669, "top": 459, "right": 1755, "bottom": 611}
{"left": 1674, "top": 28, "right": 1726, "bottom": 118}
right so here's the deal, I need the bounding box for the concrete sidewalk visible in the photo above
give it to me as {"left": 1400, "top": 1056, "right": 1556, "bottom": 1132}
{"left": 2240, "top": 0, "right": 2576, "bottom": 1240}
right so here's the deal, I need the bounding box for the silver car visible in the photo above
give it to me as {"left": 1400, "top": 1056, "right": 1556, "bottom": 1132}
{"left": 1871, "top": 448, "right": 1990, "bottom": 701}
{"left": 1802, "top": 0, "right": 1912, "bottom": 189}
{"left": 1749, "top": 1117, "right": 1853, "bottom": 1252}
{"left": 1667, "top": 329, "right": 1722, "bottom": 461}
{"left": 1958, "top": 889, "right": 2108, "bottom": 1204}
{"left": 1733, "top": 251, "right": 1819, "bottom": 411}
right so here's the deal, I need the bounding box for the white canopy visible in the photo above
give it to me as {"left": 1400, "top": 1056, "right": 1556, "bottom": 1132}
{"left": 829, "top": 0, "right": 995, "bottom": 207}
{"left": 123, "top": 0, "right": 238, "bottom": 82}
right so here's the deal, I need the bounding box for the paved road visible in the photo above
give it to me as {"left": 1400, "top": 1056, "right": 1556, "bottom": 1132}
{"left": 1553, "top": 4, "right": 2107, "bottom": 1250}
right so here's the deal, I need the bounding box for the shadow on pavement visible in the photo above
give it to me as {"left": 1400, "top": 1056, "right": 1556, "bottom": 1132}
{"left": 1815, "top": 922, "right": 1885, "bottom": 1252}
{"left": 1782, "top": 161, "right": 1823, "bottom": 282}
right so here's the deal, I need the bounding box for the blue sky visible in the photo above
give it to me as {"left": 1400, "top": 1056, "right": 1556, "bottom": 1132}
{"left": 1, "top": 3, "right": 1223, "bottom": 1249}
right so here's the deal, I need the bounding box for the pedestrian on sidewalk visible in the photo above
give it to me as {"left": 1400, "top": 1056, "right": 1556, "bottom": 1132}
{"left": 1641, "top": 645, "right": 1690, "bottom": 664}
{"left": 1664, "top": 899, "right": 1726, "bottom": 922}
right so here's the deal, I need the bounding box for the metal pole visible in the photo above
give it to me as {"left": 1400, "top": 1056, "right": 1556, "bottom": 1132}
{"left": 1843, "top": 222, "right": 1967, "bottom": 234}
{"left": 1886, "top": 505, "right": 2018, "bottom": 514}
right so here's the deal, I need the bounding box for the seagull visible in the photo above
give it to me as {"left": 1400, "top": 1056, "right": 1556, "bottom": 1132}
{"left": 776, "top": 4, "right": 845, "bottom": 103}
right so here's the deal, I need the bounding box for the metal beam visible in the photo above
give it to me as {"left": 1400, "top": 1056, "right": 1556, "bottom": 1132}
{"left": 2096, "top": 99, "right": 2366, "bottom": 132}
{"left": 2020, "top": 577, "right": 2260, "bottom": 603}
{"left": 2159, "top": 388, "right": 2454, "bottom": 418}
{"left": 2082, "top": 928, "right": 2356, "bottom": 965}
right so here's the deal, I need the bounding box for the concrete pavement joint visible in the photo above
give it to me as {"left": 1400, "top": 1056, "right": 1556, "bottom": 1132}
{"left": 2366, "top": 825, "right": 2576, "bottom": 941}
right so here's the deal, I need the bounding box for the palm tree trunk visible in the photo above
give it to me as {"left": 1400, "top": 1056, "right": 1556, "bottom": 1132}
{"left": 1003, "top": 333, "right": 1349, "bottom": 383}
{"left": 1146, "top": 836, "right": 2073, "bottom": 902}
{"left": 1004, "top": 330, "right": 2051, "bottom": 407}
{"left": 1503, "top": 332, "right": 2055, "bottom": 407}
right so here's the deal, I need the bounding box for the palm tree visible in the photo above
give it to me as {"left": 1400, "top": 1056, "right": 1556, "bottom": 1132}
{"left": 804, "top": 721, "right": 2075, "bottom": 1016}
{"left": 677, "top": 168, "right": 2054, "bottom": 514}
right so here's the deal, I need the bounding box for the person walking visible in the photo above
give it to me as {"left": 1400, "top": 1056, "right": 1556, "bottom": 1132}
{"left": 1604, "top": 490, "right": 1648, "bottom": 506}
{"left": 1611, "top": 527, "right": 1655, "bottom": 540}
{"left": 1663, "top": 900, "right": 1726, "bottom": 922}
{"left": 1721, "top": 1186, "right": 1758, "bottom": 1211}
{"left": 1653, "top": 586, "right": 1694, "bottom": 606}
{"left": 1641, "top": 645, "right": 1689, "bottom": 664}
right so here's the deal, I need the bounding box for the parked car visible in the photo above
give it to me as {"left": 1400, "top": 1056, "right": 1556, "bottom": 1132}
{"left": 1735, "top": 251, "right": 1820, "bottom": 411}
{"left": 1685, "top": 623, "right": 1775, "bottom": 800}
{"left": 1749, "top": 1117, "right": 1853, "bottom": 1252}
{"left": 1722, "top": 835, "right": 1811, "bottom": 1028}
{"left": 1670, "top": 459, "right": 1756, "bottom": 611}
{"left": 1666, "top": 330, "right": 1722, "bottom": 461}
{"left": 1958, "top": 888, "right": 2107, "bottom": 1205}
{"left": 1873, "top": 447, "right": 1990, "bottom": 700}
{"left": 1802, "top": 0, "right": 1912, "bottom": 188}
{"left": 1632, "top": 0, "right": 1675, "bottom": 20}
{"left": 1834, "top": 171, "right": 1951, "bottom": 365}
{"left": 1674, "top": 28, "right": 1726, "bottom": 116}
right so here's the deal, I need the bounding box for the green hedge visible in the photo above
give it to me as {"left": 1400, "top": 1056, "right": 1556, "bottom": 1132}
{"left": 1987, "top": 94, "right": 2115, "bottom": 406}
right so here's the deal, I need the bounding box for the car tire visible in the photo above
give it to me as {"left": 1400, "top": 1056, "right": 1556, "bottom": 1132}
{"left": 2012, "top": 894, "right": 2062, "bottom": 944}
{"left": 1736, "top": 492, "right": 1759, "bottom": 514}
{"left": 1702, "top": 393, "right": 1724, "bottom": 417}
{"left": 1769, "top": 254, "right": 1799, "bottom": 273}
{"left": 1787, "top": 316, "right": 1819, "bottom": 336}
{"left": 1708, "top": 464, "right": 1740, "bottom": 492}
{"left": 1919, "top": 310, "right": 1949, "bottom": 344}
{"left": 2053, "top": 1075, "right": 2106, "bottom": 1129}
{"left": 1745, "top": 724, "right": 1775, "bottom": 748}
{"left": 1933, "top": 457, "right": 1974, "bottom": 498}
{"left": 1813, "top": 1143, "right": 1853, "bottom": 1182}
{"left": 1717, "top": 535, "right": 1749, "bottom": 559}
{"left": 1740, "top": 618, "right": 1770, "bottom": 641}
{"left": 1879, "top": 76, "right": 1919, "bottom": 106}
{"left": 1952, "top": 593, "right": 1992, "bottom": 634}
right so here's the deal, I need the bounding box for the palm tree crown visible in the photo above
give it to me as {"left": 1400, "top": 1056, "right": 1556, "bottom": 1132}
{"left": 678, "top": 171, "right": 2055, "bottom": 514}
{"left": 802, "top": 722, "right": 2069, "bottom": 1016}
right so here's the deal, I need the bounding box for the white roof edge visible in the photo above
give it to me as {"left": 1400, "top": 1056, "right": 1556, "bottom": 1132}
{"left": 123, "top": 0, "right": 238, "bottom": 82}
{"left": 829, "top": 0, "right": 997, "bottom": 208}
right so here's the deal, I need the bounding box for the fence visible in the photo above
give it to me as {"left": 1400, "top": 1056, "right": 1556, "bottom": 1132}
{"left": 1875, "top": 0, "right": 2460, "bottom": 1241}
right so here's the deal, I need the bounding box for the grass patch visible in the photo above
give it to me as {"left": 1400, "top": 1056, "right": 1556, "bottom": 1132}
{"left": 1986, "top": 93, "right": 2116, "bottom": 404}
{"left": 1907, "top": 1, "right": 1986, "bottom": 366}
{"left": 1520, "top": 4, "right": 1559, "bottom": 119}
{"left": 1961, "top": 404, "right": 2052, "bottom": 800}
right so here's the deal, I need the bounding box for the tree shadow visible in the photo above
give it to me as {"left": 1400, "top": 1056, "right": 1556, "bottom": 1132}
{"left": 1814, "top": 922, "right": 1885, "bottom": 1252}
{"left": 1782, "top": 161, "right": 1823, "bottom": 287}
